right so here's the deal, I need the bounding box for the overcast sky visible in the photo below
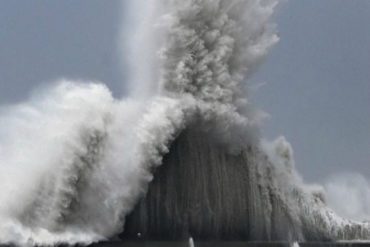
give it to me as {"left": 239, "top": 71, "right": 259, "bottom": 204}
{"left": 0, "top": 0, "right": 369, "bottom": 183}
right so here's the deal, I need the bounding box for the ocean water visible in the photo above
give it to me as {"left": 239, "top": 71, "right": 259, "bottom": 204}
{"left": 86, "top": 241, "right": 370, "bottom": 247}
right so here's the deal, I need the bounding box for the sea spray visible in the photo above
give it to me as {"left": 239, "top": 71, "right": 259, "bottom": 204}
{"left": 0, "top": 0, "right": 369, "bottom": 245}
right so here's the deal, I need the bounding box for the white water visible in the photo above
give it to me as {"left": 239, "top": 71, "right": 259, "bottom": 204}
{"left": 189, "top": 237, "right": 195, "bottom": 247}
{"left": 0, "top": 0, "right": 368, "bottom": 245}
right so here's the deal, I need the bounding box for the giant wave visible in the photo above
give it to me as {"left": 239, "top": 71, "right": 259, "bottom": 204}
{"left": 0, "top": 0, "right": 369, "bottom": 245}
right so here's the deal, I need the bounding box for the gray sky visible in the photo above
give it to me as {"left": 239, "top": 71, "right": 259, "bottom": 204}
{"left": 251, "top": 0, "right": 370, "bottom": 182}
{"left": 0, "top": 0, "right": 123, "bottom": 103}
{"left": 0, "top": 0, "right": 369, "bottom": 183}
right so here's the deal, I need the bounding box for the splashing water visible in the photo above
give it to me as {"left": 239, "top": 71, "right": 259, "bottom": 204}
{"left": 0, "top": 0, "right": 369, "bottom": 245}
{"left": 189, "top": 237, "right": 195, "bottom": 247}
{"left": 291, "top": 242, "right": 300, "bottom": 247}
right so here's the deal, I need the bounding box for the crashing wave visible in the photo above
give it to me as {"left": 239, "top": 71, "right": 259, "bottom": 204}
{"left": 0, "top": 0, "right": 369, "bottom": 245}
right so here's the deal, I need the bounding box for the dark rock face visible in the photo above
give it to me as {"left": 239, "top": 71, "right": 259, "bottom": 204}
{"left": 120, "top": 128, "right": 300, "bottom": 241}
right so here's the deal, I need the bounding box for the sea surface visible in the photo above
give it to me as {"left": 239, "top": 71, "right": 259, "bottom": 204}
{"left": 86, "top": 241, "right": 370, "bottom": 247}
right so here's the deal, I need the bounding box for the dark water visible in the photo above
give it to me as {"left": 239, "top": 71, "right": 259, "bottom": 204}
{"left": 87, "top": 241, "right": 370, "bottom": 247}
{"left": 2, "top": 241, "right": 369, "bottom": 247}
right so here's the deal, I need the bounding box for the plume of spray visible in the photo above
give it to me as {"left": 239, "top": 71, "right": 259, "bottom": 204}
{"left": 325, "top": 173, "right": 370, "bottom": 222}
{"left": 0, "top": 0, "right": 369, "bottom": 245}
